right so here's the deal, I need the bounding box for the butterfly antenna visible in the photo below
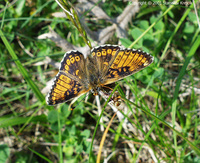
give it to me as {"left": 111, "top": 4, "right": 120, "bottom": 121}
{"left": 102, "top": 85, "right": 113, "bottom": 91}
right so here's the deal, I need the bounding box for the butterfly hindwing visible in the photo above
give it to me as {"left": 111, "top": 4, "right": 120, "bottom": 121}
{"left": 47, "top": 72, "right": 88, "bottom": 105}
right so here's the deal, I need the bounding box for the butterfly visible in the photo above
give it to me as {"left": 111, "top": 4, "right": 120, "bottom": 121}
{"left": 46, "top": 45, "right": 154, "bottom": 105}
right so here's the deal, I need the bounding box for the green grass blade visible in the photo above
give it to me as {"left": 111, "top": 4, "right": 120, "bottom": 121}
{"left": 159, "top": 2, "right": 194, "bottom": 65}
{"left": 89, "top": 85, "right": 119, "bottom": 162}
{"left": 56, "top": 0, "right": 92, "bottom": 49}
{"left": 0, "top": 114, "right": 47, "bottom": 128}
{"left": 20, "top": 0, "right": 53, "bottom": 29}
{"left": 122, "top": 97, "right": 200, "bottom": 156}
{"left": 112, "top": 118, "right": 124, "bottom": 155}
{"left": 57, "top": 112, "right": 63, "bottom": 163}
{"left": 172, "top": 35, "right": 200, "bottom": 159}
{"left": 0, "top": 29, "right": 45, "bottom": 104}
{"left": 28, "top": 147, "right": 53, "bottom": 163}
{"left": 128, "top": 0, "right": 181, "bottom": 49}
{"left": 0, "top": 2, "right": 8, "bottom": 29}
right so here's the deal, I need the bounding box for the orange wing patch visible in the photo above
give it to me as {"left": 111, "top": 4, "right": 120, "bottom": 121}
{"left": 91, "top": 45, "right": 121, "bottom": 75}
{"left": 46, "top": 72, "right": 87, "bottom": 105}
{"left": 104, "top": 49, "right": 153, "bottom": 85}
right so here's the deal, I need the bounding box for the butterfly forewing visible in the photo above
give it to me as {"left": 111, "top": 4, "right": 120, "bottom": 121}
{"left": 103, "top": 48, "right": 153, "bottom": 85}
{"left": 46, "top": 51, "right": 89, "bottom": 105}
{"left": 59, "top": 51, "right": 86, "bottom": 81}
{"left": 91, "top": 45, "right": 121, "bottom": 77}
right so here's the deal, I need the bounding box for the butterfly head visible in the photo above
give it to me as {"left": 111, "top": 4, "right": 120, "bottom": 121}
{"left": 90, "top": 84, "right": 101, "bottom": 96}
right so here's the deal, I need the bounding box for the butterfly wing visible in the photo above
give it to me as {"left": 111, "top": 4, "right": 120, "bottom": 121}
{"left": 103, "top": 48, "right": 154, "bottom": 85}
{"left": 91, "top": 45, "right": 121, "bottom": 77}
{"left": 91, "top": 45, "right": 153, "bottom": 85}
{"left": 46, "top": 51, "right": 89, "bottom": 105}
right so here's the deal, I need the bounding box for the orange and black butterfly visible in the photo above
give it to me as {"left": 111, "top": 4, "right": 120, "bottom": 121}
{"left": 46, "top": 45, "right": 154, "bottom": 105}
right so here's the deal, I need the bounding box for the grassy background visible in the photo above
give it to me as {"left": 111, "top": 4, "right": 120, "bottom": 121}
{"left": 0, "top": 0, "right": 200, "bottom": 162}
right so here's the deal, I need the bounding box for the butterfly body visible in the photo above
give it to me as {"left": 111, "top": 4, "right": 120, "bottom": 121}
{"left": 46, "top": 45, "right": 153, "bottom": 105}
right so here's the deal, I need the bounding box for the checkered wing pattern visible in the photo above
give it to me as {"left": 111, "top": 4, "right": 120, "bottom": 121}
{"left": 91, "top": 45, "right": 121, "bottom": 77}
{"left": 46, "top": 51, "right": 89, "bottom": 105}
{"left": 46, "top": 45, "right": 154, "bottom": 105}
{"left": 104, "top": 48, "right": 154, "bottom": 85}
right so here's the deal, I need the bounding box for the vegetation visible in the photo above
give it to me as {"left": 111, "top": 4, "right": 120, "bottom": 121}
{"left": 0, "top": 0, "right": 200, "bottom": 162}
